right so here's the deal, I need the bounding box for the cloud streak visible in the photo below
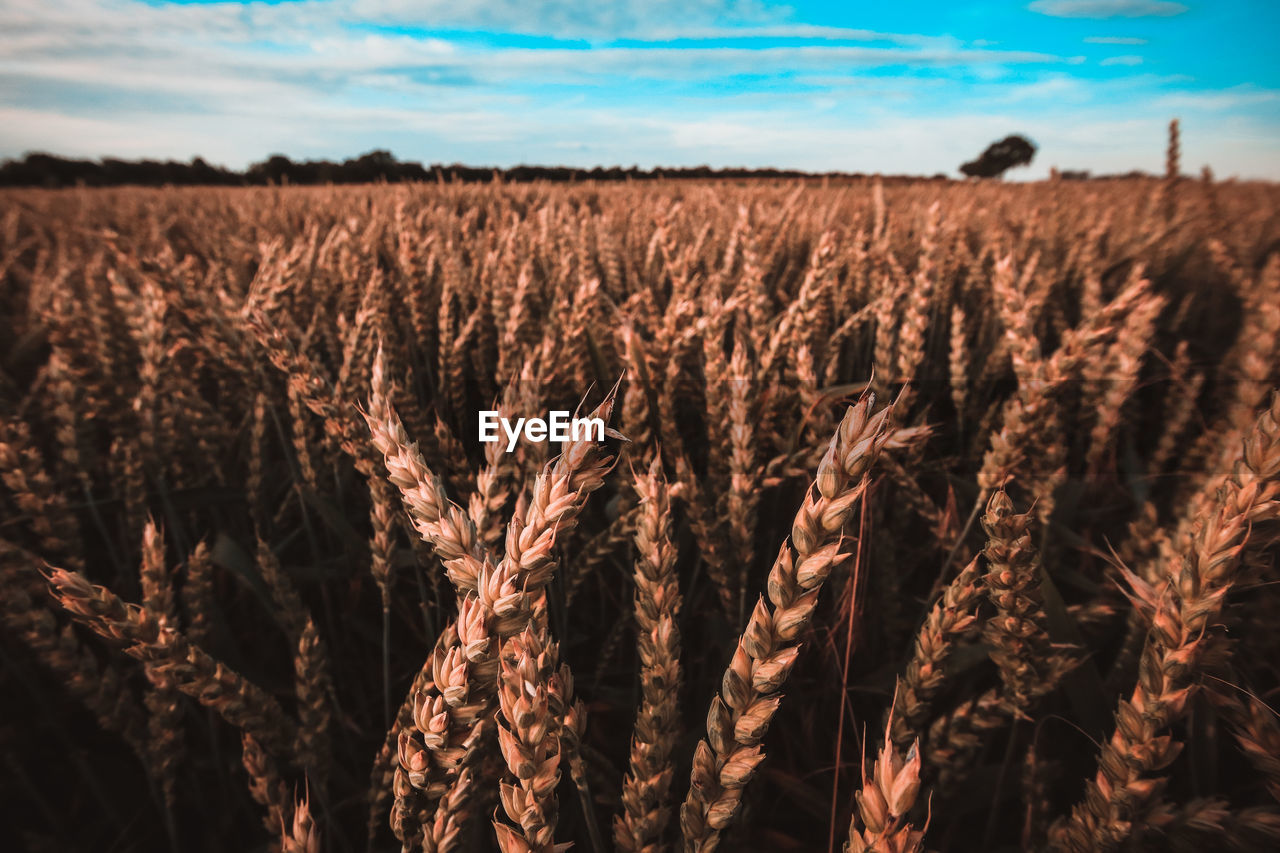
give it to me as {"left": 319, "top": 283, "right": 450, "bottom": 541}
{"left": 1084, "top": 36, "right": 1149, "bottom": 44}
{"left": 1029, "top": 1, "right": 1187, "bottom": 18}
{"left": 1100, "top": 55, "right": 1144, "bottom": 66}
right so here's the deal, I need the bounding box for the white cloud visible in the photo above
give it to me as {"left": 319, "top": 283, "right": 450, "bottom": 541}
{"left": 1100, "top": 55, "right": 1144, "bottom": 65}
{"left": 991, "top": 75, "right": 1089, "bottom": 102}
{"left": 1029, "top": 1, "right": 1187, "bottom": 18}
{"left": 1083, "top": 36, "right": 1149, "bottom": 44}
{"left": 0, "top": 107, "right": 205, "bottom": 157}
{"left": 0, "top": 8, "right": 1067, "bottom": 102}
{"left": 1154, "top": 88, "right": 1280, "bottom": 111}
{"left": 634, "top": 24, "right": 937, "bottom": 45}
{"left": 350, "top": 0, "right": 784, "bottom": 39}
{"left": 0, "top": 0, "right": 773, "bottom": 47}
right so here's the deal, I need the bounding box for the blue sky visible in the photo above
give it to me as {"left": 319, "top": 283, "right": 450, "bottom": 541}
{"left": 1, "top": 0, "right": 1277, "bottom": 178}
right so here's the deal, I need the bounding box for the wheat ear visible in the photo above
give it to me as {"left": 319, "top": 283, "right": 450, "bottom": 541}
{"left": 889, "top": 557, "right": 983, "bottom": 749}
{"left": 980, "top": 490, "right": 1072, "bottom": 714}
{"left": 493, "top": 613, "right": 567, "bottom": 853}
{"left": 845, "top": 714, "right": 929, "bottom": 853}
{"left": 243, "top": 731, "right": 290, "bottom": 836}
{"left": 615, "top": 457, "right": 683, "bottom": 852}
{"left": 0, "top": 539, "right": 145, "bottom": 751}
{"left": 1050, "top": 394, "right": 1280, "bottom": 852}
{"left": 139, "top": 520, "right": 184, "bottom": 816}
{"left": 48, "top": 567, "right": 298, "bottom": 758}
{"left": 282, "top": 788, "right": 322, "bottom": 853}
{"left": 364, "top": 344, "right": 489, "bottom": 594}
{"left": 680, "top": 391, "right": 894, "bottom": 852}
{"left": 294, "top": 616, "right": 332, "bottom": 788}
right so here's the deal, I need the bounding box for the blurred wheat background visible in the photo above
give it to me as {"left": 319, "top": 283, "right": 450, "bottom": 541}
{"left": 1, "top": 167, "right": 1279, "bottom": 852}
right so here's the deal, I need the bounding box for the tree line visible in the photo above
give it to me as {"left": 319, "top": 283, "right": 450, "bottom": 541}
{"left": 0, "top": 149, "right": 958, "bottom": 188}
{"left": 2, "top": 136, "right": 1171, "bottom": 188}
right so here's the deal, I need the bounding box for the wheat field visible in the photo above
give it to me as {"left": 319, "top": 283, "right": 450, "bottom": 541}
{"left": 1, "top": 173, "right": 1278, "bottom": 852}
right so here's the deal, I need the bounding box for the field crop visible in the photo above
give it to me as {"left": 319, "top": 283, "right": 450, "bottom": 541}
{"left": 1, "top": 175, "right": 1278, "bottom": 852}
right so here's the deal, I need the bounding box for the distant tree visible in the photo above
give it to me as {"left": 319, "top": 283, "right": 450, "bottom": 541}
{"left": 960, "top": 135, "right": 1036, "bottom": 179}
{"left": 248, "top": 154, "right": 296, "bottom": 184}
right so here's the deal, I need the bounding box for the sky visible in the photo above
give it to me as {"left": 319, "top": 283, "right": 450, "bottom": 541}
{"left": 0, "top": 0, "right": 1277, "bottom": 179}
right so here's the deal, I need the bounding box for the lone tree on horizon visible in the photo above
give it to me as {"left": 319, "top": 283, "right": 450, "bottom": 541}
{"left": 960, "top": 134, "right": 1037, "bottom": 178}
